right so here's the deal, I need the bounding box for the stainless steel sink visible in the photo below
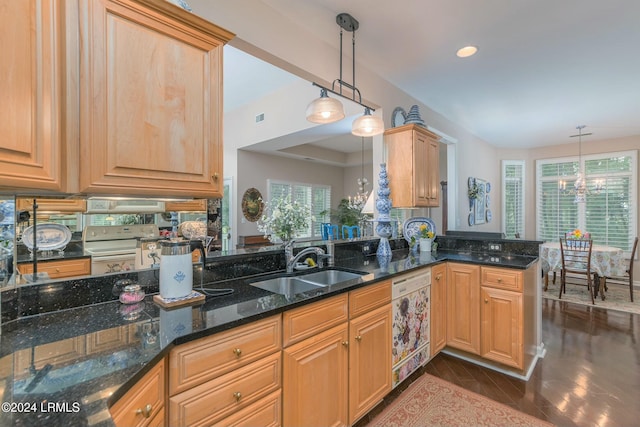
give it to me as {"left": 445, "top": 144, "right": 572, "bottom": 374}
{"left": 249, "top": 269, "right": 367, "bottom": 296}
{"left": 298, "top": 269, "right": 365, "bottom": 285}
{"left": 249, "top": 276, "right": 327, "bottom": 296}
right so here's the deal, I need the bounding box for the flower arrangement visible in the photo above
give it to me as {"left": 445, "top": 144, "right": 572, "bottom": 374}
{"left": 568, "top": 229, "right": 590, "bottom": 239}
{"left": 419, "top": 224, "right": 434, "bottom": 239}
{"left": 468, "top": 183, "right": 480, "bottom": 200}
{"left": 257, "top": 195, "right": 314, "bottom": 243}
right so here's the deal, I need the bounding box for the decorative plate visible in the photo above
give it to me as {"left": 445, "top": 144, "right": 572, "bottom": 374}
{"left": 485, "top": 182, "right": 491, "bottom": 193}
{"left": 402, "top": 217, "right": 436, "bottom": 244}
{"left": 241, "top": 188, "right": 264, "bottom": 222}
{"left": 485, "top": 194, "right": 490, "bottom": 207}
{"left": 21, "top": 223, "right": 72, "bottom": 251}
{"left": 391, "top": 107, "right": 407, "bottom": 127}
{"left": 486, "top": 209, "right": 493, "bottom": 223}
{"left": 468, "top": 177, "right": 475, "bottom": 188}
{"left": 468, "top": 212, "right": 475, "bottom": 226}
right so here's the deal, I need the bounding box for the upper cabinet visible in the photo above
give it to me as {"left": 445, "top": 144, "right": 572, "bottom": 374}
{"left": 77, "top": 0, "right": 234, "bottom": 198}
{"left": 0, "top": 1, "right": 73, "bottom": 193}
{"left": 1, "top": 0, "right": 233, "bottom": 198}
{"left": 385, "top": 124, "right": 440, "bottom": 208}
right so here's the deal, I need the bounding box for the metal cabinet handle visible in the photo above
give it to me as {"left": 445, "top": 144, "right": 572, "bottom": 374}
{"left": 135, "top": 404, "right": 153, "bottom": 418}
{"left": 497, "top": 278, "right": 502, "bottom": 282}
{"left": 233, "top": 392, "right": 242, "bottom": 402}
{"left": 355, "top": 335, "right": 362, "bottom": 341}
{"left": 233, "top": 348, "right": 242, "bottom": 357}
{"left": 484, "top": 299, "right": 489, "bottom": 304}
{"left": 435, "top": 274, "right": 442, "bottom": 281}
{"left": 212, "top": 173, "right": 219, "bottom": 181}
{"left": 342, "top": 341, "right": 349, "bottom": 347}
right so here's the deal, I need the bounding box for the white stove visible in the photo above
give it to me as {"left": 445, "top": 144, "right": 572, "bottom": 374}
{"left": 83, "top": 225, "right": 159, "bottom": 274}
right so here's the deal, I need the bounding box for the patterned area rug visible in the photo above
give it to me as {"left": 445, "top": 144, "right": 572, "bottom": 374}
{"left": 543, "top": 280, "right": 639, "bottom": 315}
{"left": 367, "top": 374, "right": 553, "bottom": 427}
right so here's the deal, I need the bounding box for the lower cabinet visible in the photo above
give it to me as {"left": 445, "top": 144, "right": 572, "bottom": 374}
{"left": 282, "top": 282, "right": 392, "bottom": 427}
{"left": 430, "top": 263, "right": 447, "bottom": 357}
{"left": 110, "top": 358, "right": 165, "bottom": 427}
{"left": 167, "top": 315, "right": 282, "bottom": 426}
{"left": 17, "top": 257, "right": 91, "bottom": 280}
{"left": 283, "top": 322, "right": 349, "bottom": 427}
{"left": 446, "top": 263, "right": 481, "bottom": 354}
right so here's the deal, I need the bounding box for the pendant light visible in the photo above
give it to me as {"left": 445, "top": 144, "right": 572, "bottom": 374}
{"left": 558, "top": 125, "right": 604, "bottom": 203}
{"left": 306, "top": 13, "right": 384, "bottom": 137}
{"left": 306, "top": 88, "right": 345, "bottom": 123}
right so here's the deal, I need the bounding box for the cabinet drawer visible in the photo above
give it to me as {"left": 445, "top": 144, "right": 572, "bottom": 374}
{"left": 214, "top": 390, "right": 281, "bottom": 427}
{"left": 169, "top": 351, "right": 281, "bottom": 427}
{"left": 481, "top": 267, "right": 522, "bottom": 292}
{"left": 111, "top": 358, "right": 165, "bottom": 427}
{"left": 18, "top": 258, "right": 91, "bottom": 279}
{"left": 349, "top": 280, "right": 391, "bottom": 318}
{"left": 283, "top": 294, "right": 348, "bottom": 347}
{"left": 169, "top": 315, "right": 281, "bottom": 395}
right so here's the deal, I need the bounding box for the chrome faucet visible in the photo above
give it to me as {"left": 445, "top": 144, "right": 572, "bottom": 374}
{"left": 285, "top": 241, "right": 327, "bottom": 273}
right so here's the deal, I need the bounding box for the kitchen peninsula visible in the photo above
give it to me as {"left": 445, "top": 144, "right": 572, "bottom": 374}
{"left": 0, "top": 236, "right": 541, "bottom": 426}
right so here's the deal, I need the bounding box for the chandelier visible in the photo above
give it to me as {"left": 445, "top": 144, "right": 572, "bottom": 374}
{"left": 558, "top": 125, "right": 604, "bottom": 203}
{"left": 348, "top": 137, "right": 369, "bottom": 211}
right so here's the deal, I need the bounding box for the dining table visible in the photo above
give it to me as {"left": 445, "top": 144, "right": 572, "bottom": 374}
{"left": 540, "top": 241, "right": 627, "bottom": 300}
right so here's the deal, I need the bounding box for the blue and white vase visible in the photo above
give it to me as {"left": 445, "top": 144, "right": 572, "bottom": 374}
{"left": 375, "top": 163, "right": 393, "bottom": 259}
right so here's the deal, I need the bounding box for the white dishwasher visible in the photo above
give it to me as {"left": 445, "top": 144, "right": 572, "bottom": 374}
{"left": 391, "top": 268, "right": 431, "bottom": 388}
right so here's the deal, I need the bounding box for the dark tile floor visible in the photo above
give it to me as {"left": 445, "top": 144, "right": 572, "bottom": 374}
{"left": 359, "top": 295, "right": 640, "bottom": 427}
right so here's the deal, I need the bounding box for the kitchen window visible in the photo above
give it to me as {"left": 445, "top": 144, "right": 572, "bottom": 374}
{"left": 502, "top": 160, "right": 525, "bottom": 239}
{"left": 267, "top": 180, "right": 331, "bottom": 240}
{"left": 536, "top": 150, "right": 637, "bottom": 254}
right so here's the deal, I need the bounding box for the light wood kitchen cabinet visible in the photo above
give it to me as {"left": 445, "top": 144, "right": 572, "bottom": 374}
{"left": 168, "top": 315, "right": 282, "bottom": 426}
{"left": 349, "top": 303, "right": 392, "bottom": 425}
{"left": 165, "top": 200, "right": 207, "bottom": 212}
{"left": 480, "top": 266, "right": 525, "bottom": 369}
{"left": 385, "top": 124, "right": 440, "bottom": 207}
{"left": 430, "top": 263, "right": 447, "bottom": 357}
{"left": 446, "top": 263, "right": 481, "bottom": 354}
{"left": 17, "top": 258, "right": 91, "bottom": 280}
{"left": 169, "top": 352, "right": 281, "bottom": 426}
{"left": 0, "top": 0, "right": 75, "bottom": 193}
{"left": 169, "top": 315, "right": 281, "bottom": 395}
{"left": 16, "top": 198, "right": 86, "bottom": 213}
{"left": 77, "top": 0, "right": 233, "bottom": 198}
{"left": 283, "top": 322, "right": 349, "bottom": 427}
{"left": 111, "top": 357, "right": 165, "bottom": 427}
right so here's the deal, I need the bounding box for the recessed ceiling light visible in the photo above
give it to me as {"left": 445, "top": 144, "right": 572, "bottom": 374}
{"left": 456, "top": 46, "right": 478, "bottom": 58}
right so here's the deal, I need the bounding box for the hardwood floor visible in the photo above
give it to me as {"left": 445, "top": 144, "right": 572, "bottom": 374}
{"left": 359, "top": 296, "right": 640, "bottom": 427}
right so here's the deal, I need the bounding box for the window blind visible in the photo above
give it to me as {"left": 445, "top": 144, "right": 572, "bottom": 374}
{"left": 267, "top": 180, "right": 331, "bottom": 240}
{"left": 536, "top": 151, "right": 637, "bottom": 254}
{"left": 502, "top": 160, "right": 525, "bottom": 238}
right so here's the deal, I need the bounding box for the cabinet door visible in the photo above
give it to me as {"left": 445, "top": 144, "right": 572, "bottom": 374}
{"left": 481, "top": 286, "right": 523, "bottom": 369}
{"left": 425, "top": 137, "right": 440, "bottom": 206}
{"left": 414, "top": 130, "right": 430, "bottom": 206}
{"left": 430, "top": 263, "right": 447, "bottom": 356}
{"left": 78, "top": 0, "right": 233, "bottom": 198}
{"left": 283, "top": 323, "right": 348, "bottom": 427}
{"left": 0, "top": 0, "right": 68, "bottom": 192}
{"left": 349, "top": 304, "right": 392, "bottom": 425}
{"left": 16, "top": 198, "right": 86, "bottom": 213}
{"left": 446, "top": 263, "right": 480, "bottom": 354}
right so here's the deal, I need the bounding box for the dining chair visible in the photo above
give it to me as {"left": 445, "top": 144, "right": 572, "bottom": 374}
{"left": 341, "top": 225, "right": 361, "bottom": 239}
{"left": 604, "top": 236, "right": 638, "bottom": 302}
{"left": 559, "top": 237, "right": 595, "bottom": 305}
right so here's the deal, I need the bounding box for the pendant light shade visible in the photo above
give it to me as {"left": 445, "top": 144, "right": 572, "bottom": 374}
{"left": 306, "top": 88, "right": 345, "bottom": 123}
{"left": 352, "top": 107, "right": 384, "bottom": 136}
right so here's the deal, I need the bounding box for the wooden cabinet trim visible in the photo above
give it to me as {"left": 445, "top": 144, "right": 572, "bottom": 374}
{"left": 481, "top": 266, "right": 523, "bottom": 292}
{"left": 283, "top": 294, "right": 348, "bottom": 347}
{"left": 169, "top": 351, "right": 280, "bottom": 427}
{"left": 211, "top": 389, "right": 281, "bottom": 427}
{"left": 111, "top": 358, "right": 165, "bottom": 427}
{"left": 480, "top": 287, "right": 524, "bottom": 369}
{"left": 349, "top": 280, "right": 391, "bottom": 318}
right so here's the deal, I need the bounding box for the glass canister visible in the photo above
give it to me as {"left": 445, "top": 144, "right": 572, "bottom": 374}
{"left": 119, "top": 283, "right": 145, "bottom": 304}
{"left": 159, "top": 240, "right": 193, "bottom": 299}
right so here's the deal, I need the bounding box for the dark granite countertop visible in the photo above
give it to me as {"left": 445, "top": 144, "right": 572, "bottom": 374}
{"left": 0, "top": 247, "right": 537, "bottom": 426}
